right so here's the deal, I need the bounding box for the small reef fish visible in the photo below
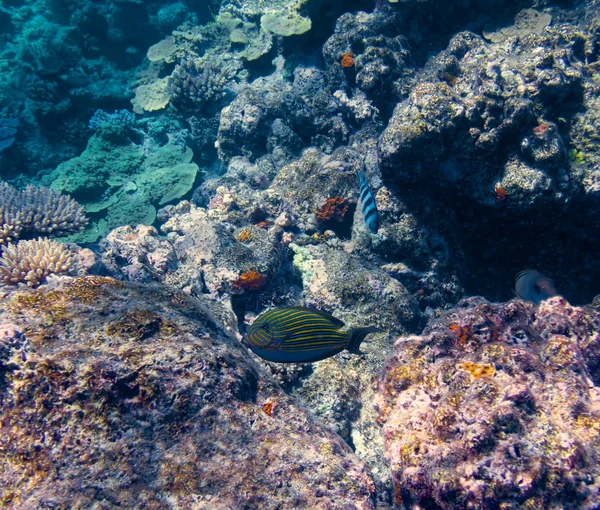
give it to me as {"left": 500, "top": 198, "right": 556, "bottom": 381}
{"left": 515, "top": 269, "right": 558, "bottom": 304}
{"left": 357, "top": 166, "right": 379, "bottom": 233}
{"left": 242, "top": 306, "right": 381, "bottom": 363}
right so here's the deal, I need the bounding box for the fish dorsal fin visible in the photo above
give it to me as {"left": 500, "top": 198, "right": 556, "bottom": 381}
{"left": 281, "top": 306, "right": 345, "bottom": 329}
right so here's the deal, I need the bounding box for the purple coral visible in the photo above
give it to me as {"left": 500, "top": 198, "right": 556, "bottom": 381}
{"left": 375, "top": 297, "right": 600, "bottom": 509}
{"left": 0, "top": 182, "right": 88, "bottom": 246}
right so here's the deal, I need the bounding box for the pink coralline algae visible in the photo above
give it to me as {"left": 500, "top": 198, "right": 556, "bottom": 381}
{"left": 374, "top": 296, "right": 600, "bottom": 509}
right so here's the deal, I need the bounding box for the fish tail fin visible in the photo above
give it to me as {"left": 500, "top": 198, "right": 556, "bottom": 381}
{"left": 347, "top": 327, "right": 381, "bottom": 354}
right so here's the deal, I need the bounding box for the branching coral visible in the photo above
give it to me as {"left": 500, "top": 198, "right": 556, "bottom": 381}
{"left": 0, "top": 182, "right": 88, "bottom": 246}
{"left": 0, "top": 238, "right": 75, "bottom": 287}
{"left": 167, "top": 56, "right": 239, "bottom": 110}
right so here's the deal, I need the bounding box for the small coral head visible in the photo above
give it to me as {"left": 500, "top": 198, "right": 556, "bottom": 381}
{"left": 341, "top": 52, "right": 355, "bottom": 68}
{"left": 232, "top": 270, "right": 267, "bottom": 292}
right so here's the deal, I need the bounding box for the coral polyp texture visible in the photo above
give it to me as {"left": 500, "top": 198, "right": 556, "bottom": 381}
{"left": 0, "top": 238, "right": 75, "bottom": 287}
{"left": 0, "top": 182, "right": 87, "bottom": 245}
{"left": 374, "top": 297, "right": 600, "bottom": 509}
{"left": 168, "top": 56, "right": 239, "bottom": 111}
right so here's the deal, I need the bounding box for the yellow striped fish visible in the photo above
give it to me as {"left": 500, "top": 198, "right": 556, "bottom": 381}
{"left": 242, "top": 306, "right": 380, "bottom": 363}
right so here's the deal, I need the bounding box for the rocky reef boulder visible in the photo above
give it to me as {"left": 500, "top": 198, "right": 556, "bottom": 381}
{"left": 0, "top": 276, "right": 376, "bottom": 508}
{"left": 375, "top": 296, "right": 600, "bottom": 508}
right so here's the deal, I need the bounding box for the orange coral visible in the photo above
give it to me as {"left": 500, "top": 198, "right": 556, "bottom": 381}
{"left": 495, "top": 186, "right": 508, "bottom": 201}
{"left": 237, "top": 227, "right": 253, "bottom": 243}
{"left": 449, "top": 323, "right": 471, "bottom": 347}
{"left": 232, "top": 270, "right": 267, "bottom": 291}
{"left": 315, "top": 197, "right": 349, "bottom": 224}
{"left": 263, "top": 401, "right": 274, "bottom": 416}
{"left": 458, "top": 361, "right": 495, "bottom": 379}
{"left": 341, "top": 52, "right": 354, "bottom": 68}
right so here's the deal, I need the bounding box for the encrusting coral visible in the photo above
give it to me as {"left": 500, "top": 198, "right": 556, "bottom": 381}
{"left": 0, "top": 238, "right": 75, "bottom": 287}
{"left": 316, "top": 196, "right": 350, "bottom": 225}
{"left": 375, "top": 296, "right": 600, "bottom": 509}
{"left": 0, "top": 277, "right": 376, "bottom": 508}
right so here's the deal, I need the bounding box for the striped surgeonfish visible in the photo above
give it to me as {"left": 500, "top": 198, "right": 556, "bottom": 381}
{"left": 242, "top": 306, "right": 381, "bottom": 363}
{"left": 357, "top": 166, "right": 379, "bottom": 233}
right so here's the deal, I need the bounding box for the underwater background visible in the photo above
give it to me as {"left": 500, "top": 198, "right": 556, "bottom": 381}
{"left": 1, "top": 0, "right": 600, "bottom": 507}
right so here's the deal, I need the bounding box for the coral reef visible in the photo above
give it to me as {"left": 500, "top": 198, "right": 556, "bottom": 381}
{"left": 0, "top": 276, "right": 376, "bottom": 508}
{"left": 1, "top": 0, "right": 600, "bottom": 504}
{"left": 0, "top": 182, "right": 87, "bottom": 245}
{"left": 0, "top": 238, "right": 75, "bottom": 287}
{"left": 375, "top": 296, "right": 600, "bottom": 509}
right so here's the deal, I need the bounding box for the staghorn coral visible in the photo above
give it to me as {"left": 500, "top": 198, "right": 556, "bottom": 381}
{"left": 0, "top": 238, "right": 75, "bottom": 287}
{"left": 0, "top": 182, "right": 87, "bottom": 246}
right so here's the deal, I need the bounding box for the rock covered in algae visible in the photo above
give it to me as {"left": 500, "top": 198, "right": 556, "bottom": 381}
{"left": 375, "top": 296, "right": 600, "bottom": 509}
{"left": 0, "top": 276, "right": 376, "bottom": 508}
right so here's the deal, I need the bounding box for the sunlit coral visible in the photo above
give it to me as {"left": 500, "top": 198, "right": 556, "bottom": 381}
{"left": 458, "top": 361, "right": 496, "bottom": 379}
{"left": 0, "top": 238, "right": 75, "bottom": 287}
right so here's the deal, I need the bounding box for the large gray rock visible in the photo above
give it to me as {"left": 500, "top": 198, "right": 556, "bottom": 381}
{"left": 0, "top": 276, "right": 376, "bottom": 508}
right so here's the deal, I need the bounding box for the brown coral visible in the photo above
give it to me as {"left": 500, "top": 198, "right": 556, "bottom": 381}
{"left": 0, "top": 238, "right": 75, "bottom": 287}
{"left": 231, "top": 270, "right": 267, "bottom": 291}
{"left": 315, "top": 197, "right": 349, "bottom": 224}
{"left": 341, "top": 52, "right": 354, "bottom": 68}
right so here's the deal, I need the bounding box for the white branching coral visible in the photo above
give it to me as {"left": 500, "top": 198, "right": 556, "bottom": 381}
{"left": 0, "top": 238, "right": 75, "bottom": 287}
{"left": 0, "top": 182, "right": 87, "bottom": 246}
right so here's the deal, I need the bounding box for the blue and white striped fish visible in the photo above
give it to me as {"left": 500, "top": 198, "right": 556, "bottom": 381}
{"left": 357, "top": 166, "right": 379, "bottom": 233}
{"left": 242, "top": 306, "right": 380, "bottom": 363}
